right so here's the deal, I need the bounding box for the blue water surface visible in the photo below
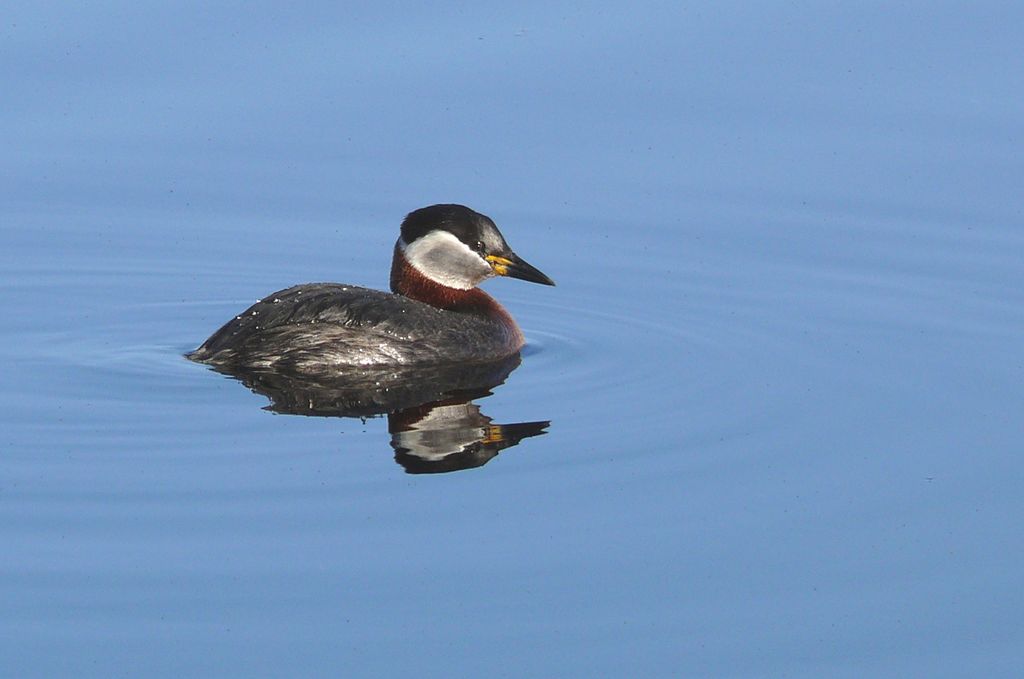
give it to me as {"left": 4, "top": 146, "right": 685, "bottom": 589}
{"left": 2, "top": 2, "right": 1023, "bottom": 677}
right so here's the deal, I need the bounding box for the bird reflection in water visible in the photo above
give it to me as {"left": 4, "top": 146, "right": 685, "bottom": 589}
{"left": 203, "top": 354, "right": 549, "bottom": 474}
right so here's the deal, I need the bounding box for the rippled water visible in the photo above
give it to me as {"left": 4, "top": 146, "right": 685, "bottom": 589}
{"left": 4, "top": 3, "right": 1023, "bottom": 677}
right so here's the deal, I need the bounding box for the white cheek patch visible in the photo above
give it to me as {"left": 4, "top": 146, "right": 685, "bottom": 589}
{"left": 400, "top": 231, "right": 493, "bottom": 289}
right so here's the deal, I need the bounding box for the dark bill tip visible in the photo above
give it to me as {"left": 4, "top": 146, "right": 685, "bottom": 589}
{"left": 490, "top": 253, "right": 555, "bottom": 286}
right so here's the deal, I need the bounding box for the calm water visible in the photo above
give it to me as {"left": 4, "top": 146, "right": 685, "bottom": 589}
{"left": 3, "top": 3, "right": 1023, "bottom": 677}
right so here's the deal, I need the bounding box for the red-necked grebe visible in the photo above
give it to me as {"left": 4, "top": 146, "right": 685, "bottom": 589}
{"left": 188, "top": 204, "right": 555, "bottom": 373}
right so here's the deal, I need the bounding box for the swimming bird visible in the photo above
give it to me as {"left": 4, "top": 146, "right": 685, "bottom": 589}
{"left": 188, "top": 204, "right": 554, "bottom": 374}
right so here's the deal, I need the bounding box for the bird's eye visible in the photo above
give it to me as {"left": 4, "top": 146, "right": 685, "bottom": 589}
{"left": 474, "top": 240, "right": 486, "bottom": 254}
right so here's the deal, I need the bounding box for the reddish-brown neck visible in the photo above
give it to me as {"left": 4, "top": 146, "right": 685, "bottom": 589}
{"left": 389, "top": 246, "right": 524, "bottom": 345}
